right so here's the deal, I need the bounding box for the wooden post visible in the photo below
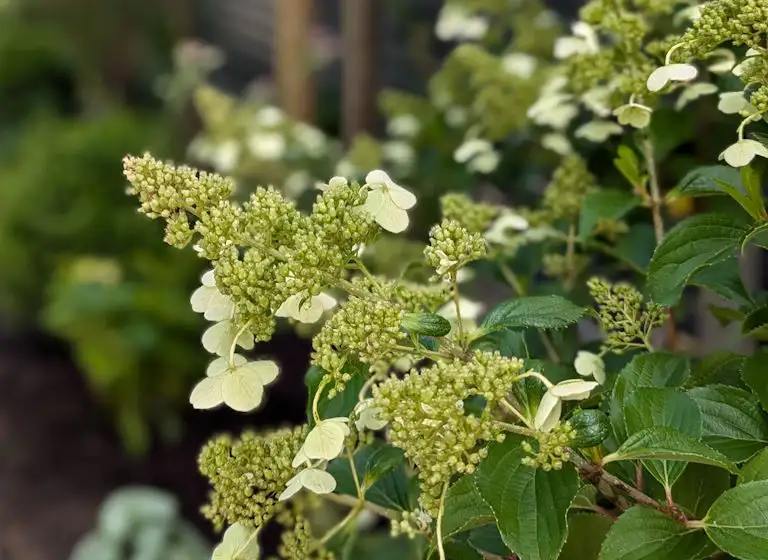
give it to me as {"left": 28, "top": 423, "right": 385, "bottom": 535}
{"left": 274, "top": 0, "right": 316, "bottom": 121}
{"left": 341, "top": 0, "right": 377, "bottom": 144}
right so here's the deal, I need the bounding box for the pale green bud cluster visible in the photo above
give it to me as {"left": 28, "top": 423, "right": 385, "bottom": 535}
{"left": 593, "top": 218, "right": 629, "bottom": 241}
{"left": 520, "top": 422, "right": 576, "bottom": 471}
{"left": 393, "top": 281, "right": 452, "bottom": 313}
{"left": 424, "top": 219, "right": 487, "bottom": 280}
{"left": 390, "top": 509, "right": 432, "bottom": 540}
{"left": 373, "top": 351, "right": 524, "bottom": 514}
{"left": 732, "top": 56, "right": 768, "bottom": 112}
{"left": 542, "top": 253, "right": 590, "bottom": 281}
{"left": 675, "top": 0, "right": 768, "bottom": 58}
{"left": 269, "top": 515, "right": 335, "bottom": 560}
{"left": 588, "top": 277, "right": 667, "bottom": 353}
{"left": 440, "top": 193, "right": 500, "bottom": 234}
{"left": 542, "top": 156, "right": 597, "bottom": 222}
{"left": 198, "top": 426, "right": 308, "bottom": 530}
{"left": 312, "top": 296, "right": 407, "bottom": 395}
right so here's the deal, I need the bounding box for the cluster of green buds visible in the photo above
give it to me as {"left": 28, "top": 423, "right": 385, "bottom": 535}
{"left": 541, "top": 155, "right": 597, "bottom": 222}
{"left": 424, "top": 219, "right": 487, "bottom": 282}
{"left": 440, "top": 193, "right": 501, "bottom": 234}
{"left": 269, "top": 515, "right": 335, "bottom": 560}
{"left": 521, "top": 421, "right": 576, "bottom": 471}
{"left": 390, "top": 508, "right": 433, "bottom": 540}
{"left": 588, "top": 277, "right": 667, "bottom": 353}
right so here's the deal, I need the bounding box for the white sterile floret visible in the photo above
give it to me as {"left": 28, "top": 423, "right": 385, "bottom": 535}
{"left": 190, "top": 355, "right": 279, "bottom": 412}
{"left": 553, "top": 22, "right": 599, "bottom": 59}
{"left": 432, "top": 249, "right": 459, "bottom": 278}
{"left": 534, "top": 391, "right": 562, "bottom": 433}
{"left": 202, "top": 320, "right": 255, "bottom": 356}
{"left": 382, "top": 141, "right": 416, "bottom": 167}
{"left": 541, "top": 133, "right": 574, "bottom": 156}
{"left": 673, "top": 4, "right": 701, "bottom": 25}
{"left": 527, "top": 93, "right": 578, "bottom": 129}
{"left": 354, "top": 399, "right": 388, "bottom": 431}
{"left": 675, "top": 82, "right": 718, "bottom": 110}
{"left": 335, "top": 159, "right": 357, "bottom": 178}
{"left": 293, "top": 123, "right": 327, "bottom": 157}
{"left": 360, "top": 169, "right": 417, "bottom": 233}
{"left": 581, "top": 86, "right": 612, "bottom": 117}
{"left": 284, "top": 170, "right": 312, "bottom": 199}
{"left": 718, "top": 92, "right": 754, "bottom": 115}
{"left": 247, "top": 131, "right": 286, "bottom": 160}
{"left": 293, "top": 417, "right": 351, "bottom": 467}
{"left": 275, "top": 292, "right": 337, "bottom": 324}
{"left": 706, "top": 48, "right": 736, "bottom": 74}
{"left": 575, "top": 120, "right": 623, "bottom": 142}
{"left": 190, "top": 270, "right": 236, "bottom": 322}
{"left": 501, "top": 52, "right": 537, "bottom": 79}
{"left": 435, "top": 4, "right": 488, "bottom": 42}
{"left": 445, "top": 106, "right": 469, "bottom": 128}
{"left": 550, "top": 379, "right": 599, "bottom": 400}
{"left": 646, "top": 63, "right": 698, "bottom": 92}
{"left": 613, "top": 103, "right": 652, "bottom": 129}
{"left": 254, "top": 106, "right": 285, "bottom": 127}
{"left": 719, "top": 139, "right": 768, "bottom": 168}
{"left": 210, "top": 140, "right": 240, "bottom": 173}
{"left": 453, "top": 139, "right": 500, "bottom": 174}
{"left": 278, "top": 467, "right": 337, "bottom": 501}
{"left": 574, "top": 351, "right": 606, "bottom": 385}
{"left": 387, "top": 114, "right": 421, "bottom": 138}
{"left": 212, "top": 522, "right": 260, "bottom": 560}
{"left": 484, "top": 212, "right": 530, "bottom": 244}
{"left": 438, "top": 297, "right": 485, "bottom": 322}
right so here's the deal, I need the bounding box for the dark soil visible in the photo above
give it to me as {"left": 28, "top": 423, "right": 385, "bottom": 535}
{"left": 0, "top": 327, "right": 311, "bottom": 560}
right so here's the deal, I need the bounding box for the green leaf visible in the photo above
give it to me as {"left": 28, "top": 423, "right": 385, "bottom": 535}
{"left": 742, "top": 352, "right": 768, "bottom": 412}
{"left": 672, "top": 463, "right": 731, "bottom": 518}
{"left": 598, "top": 506, "right": 714, "bottom": 560}
{"left": 475, "top": 436, "right": 579, "bottom": 560}
{"left": 442, "top": 475, "right": 494, "bottom": 539}
{"left": 708, "top": 305, "right": 746, "bottom": 327}
{"left": 614, "top": 223, "right": 657, "bottom": 271}
{"left": 688, "top": 385, "right": 768, "bottom": 462}
{"left": 690, "top": 256, "right": 753, "bottom": 307}
{"left": 741, "top": 305, "right": 768, "bottom": 340}
{"left": 619, "top": 353, "right": 691, "bottom": 391}
{"left": 579, "top": 189, "right": 641, "bottom": 241}
{"left": 741, "top": 221, "right": 768, "bottom": 252}
{"left": 327, "top": 442, "right": 415, "bottom": 511}
{"left": 624, "top": 388, "right": 702, "bottom": 488}
{"left": 647, "top": 214, "right": 749, "bottom": 305}
{"left": 714, "top": 178, "right": 762, "bottom": 220}
{"left": 467, "top": 525, "right": 509, "bottom": 557}
{"left": 603, "top": 427, "right": 737, "bottom": 473}
{"left": 559, "top": 514, "right": 613, "bottom": 560}
{"left": 305, "top": 363, "right": 366, "bottom": 427}
{"left": 704, "top": 480, "right": 768, "bottom": 560}
{"left": 614, "top": 145, "right": 644, "bottom": 188}
{"left": 739, "top": 448, "right": 768, "bottom": 484}
{"left": 364, "top": 445, "right": 405, "bottom": 489}
{"left": 480, "top": 295, "right": 585, "bottom": 334}
{"left": 401, "top": 312, "right": 452, "bottom": 337}
{"left": 670, "top": 165, "right": 744, "bottom": 198}
{"left": 686, "top": 351, "right": 746, "bottom": 388}
{"left": 741, "top": 164, "right": 767, "bottom": 220}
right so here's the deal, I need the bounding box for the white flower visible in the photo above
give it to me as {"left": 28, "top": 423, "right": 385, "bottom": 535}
{"left": 360, "top": 170, "right": 417, "bottom": 233}
{"left": 718, "top": 92, "right": 754, "bottom": 115}
{"left": 437, "top": 297, "right": 485, "bottom": 322}
{"left": 484, "top": 212, "right": 530, "bottom": 244}
{"left": 675, "top": 82, "right": 718, "bottom": 110}
{"left": 553, "top": 22, "right": 599, "bottom": 59}
{"left": 527, "top": 94, "right": 578, "bottom": 129}
{"left": 335, "top": 159, "right": 357, "bottom": 178}
{"left": 278, "top": 467, "right": 337, "bottom": 501}
{"left": 387, "top": 114, "right": 421, "bottom": 138}
{"left": 435, "top": 4, "right": 488, "bottom": 42}
{"left": 190, "top": 270, "right": 235, "bottom": 322}
{"left": 455, "top": 267, "right": 475, "bottom": 284}
{"left": 293, "top": 123, "right": 327, "bottom": 157}
{"left": 581, "top": 86, "right": 613, "bottom": 117}
{"left": 719, "top": 139, "right": 768, "bottom": 168}
{"left": 541, "top": 75, "right": 568, "bottom": 96}
{"left": 673, "top": 4, "right": 701, "bottom": 25}
{"left": 189, "top": 356, "right": 278, "bottom": 412}
{"left": 541, "top": 133, "right": 574, "bottom": 156}
{"left": 247, "top": 131, "right": 286, "bottom": 160}
{"left": 202, "top": 320, "right": 254, "bottom": 356}
{"left": 575, "top": 120, "right": 623, "bottom": 143}
{"left": 432, "top": 249, "right": 459, "bottom": 278}
{"left": 534, "top": 391, "right": 562, "bottom": 433}
{"left": 212, "top": 522, "right": 260, "bottom": 560}
{"left": 254, "top": 106, "right": 285, "bottom": 127}
{"left": 646, "top": 63, "right": 698, "bottom": 92}
{"left": 613, "top": 103, "right": 652, "bottom": 129}
{"left": 276, "top": 293, "right": 337, "bottom": 324}
{"left": 550, "top": 379, "right": 599, "bottom": 400}
{"left": 732, "top": 57, "right": 757, "bottom": 78}
{"left": 284, "top": 170, "right": 312, "bottom": 199}
{"left": 354, "top": 399, "right": 388, "bottom": 431}
{"left": 468, "top": 151, "right": 500, "bottom": 174}
{"left": 210, "top": 140, "right": 240, "bottom": 173}
{"left": 445, "top": 106, "right": 469, "bottom": 127}
{"left": 454, "top": 138, "right": 493, "bottom": 163}
{"left": 501, "top": 53, "right": 537, "bottom": 79}
{"left": 706, "top": 48, "right": 736, "bottom": 74}
{"left": 293, "top": 417, "right": 350, "bottom": 467}
{"left": 382, "top": 141, "right": 416, "bottom": 167}
{"left": 574, "top": 351, "right": 606, "bottom": 385}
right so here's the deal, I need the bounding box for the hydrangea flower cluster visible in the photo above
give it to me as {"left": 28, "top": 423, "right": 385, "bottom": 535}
{"left": 423, "top": 219, "right": 487, "bottom": 281}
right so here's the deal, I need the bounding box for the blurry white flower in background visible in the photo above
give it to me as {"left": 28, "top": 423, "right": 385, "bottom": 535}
{"left": 453, "top": 138, "right": 500, "bottom": 174}
{"left": 435, "top": 4, "right": 488, "bottom": 42}
{"left": 284, "top": 171, "right": 312, "bottom": 199}
{"left": 717, "top": 92, "right": 754, "bottom": 115}
{"left": 382, "top": 141, "right": 416, "bottom": 168}
{"left": 574, "top": 351, "right": 606, "bottom": 385}
{"left": 554, "top": 22, "right": 599, "bottom": 59}
{"left": 675, "top": 82, "right": 718, "bottom": 110}
{"left": 706, "top": 48, "right": 736, "bottom": 74}
{"left": 254, "top": 106, "right": 285, "bottom": 127}
{"left": 387, "top": 114, "right": 421, "bottom": 138}
{"left": 613, "top": 103, "right": 652, "bottom": 129}
{"left": 646, "top": 63, "right": 698, "bottom": 92}
{"left": 293, "top": 122, "right": 327, "bottom": 157}
{"left": 484, "top": 212, "right": 530, "bottom": 244}
{"left": 502, "top": 53, "right": 537, "bottom": 79}
{"left": 541, "top": 133, "right": 574, "bottom": 156}
{"left": 445, "top": 106, "right": 469, "bottom": 128}
{"left": 247, "top": 131, "right": 286, "bottom": 160}
{"left": 575, "top": 120, "right": 623, "bottom": 143}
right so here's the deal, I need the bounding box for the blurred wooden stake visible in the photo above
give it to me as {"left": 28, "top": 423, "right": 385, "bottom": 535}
{"left": 274, "top": 0, "right": 316, "bottom": 121}
{"left": 342, "top": 0, "right": 377, "bottom": 144}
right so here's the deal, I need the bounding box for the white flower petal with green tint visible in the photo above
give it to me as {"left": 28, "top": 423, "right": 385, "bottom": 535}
{"left": 613, "top": 103, "right": 652, "bottom": 129}
{"left": 646, "top": 63, "right": 698, "bottom": 92}
{"left": 534, "top": 391, "right": 562, "bottom": 433}
{"left": 574, "top": 351, "right": 606, "bottom": 385}
{"left": 276, "top": 293, "right": 337, "bottom": 324}
{"left": 538, "top": 103, "right": 579, "bottom": 130}
{"left": 299, "top": 417, "right": 350, "bottom": 462}
{"left": 550, "top": 379, "right": 599, "bottom": 400}
{"left": 354, "top": 399, "right": 389, "bottom": 431}
{"left": 279, "top": 472, "right": 304, "bottom": 501}
{"left": 435, "top": 4, "right": 488, "bottom": 42}
{"left": 468, "top": 151, "right": 500, "bottom": 174}
{"left": 719, "top": 139, "right": 768, "bottom": 167}
{"left": 202, "top": 320, "right": 255, "bottom": 356}
{"left": 206, "top": 355, "right": 246, "bottom": 377}
{"left": 554, "top": 36, "right": 590, "bottom": 59}
{"left": 383, "top": 141, "right": 416, "bottom": 167}
{"left": 675, "top": 82, "right": 718, "bottom": 110}
{"left": 279, "top": 468, "right": 337, "bottom": 501}
{"left": 242, "top": 360, "right": 280, "bottom": 385}
{"left": 485, "top": 212, "right": 530, "bottom": 244}
{"left": 211, "top": 140, "right": 240, "bottom": 173}
{"left": 453, "top": 139, "right": 493, "bottom": 163}
{"left": 501, "top": 52, "right": 536, "bottom": 78}
{"left": 581, "top": 86, "right": 612, "bottom": 117}
{"left": 255, "top": 106, "right": 285, "bottom": 127}
{"left": 247, "top": 131, "right": 286, "bottom": 160}
{"left": 189, "top": 376, "right": 224, "bottom": 410}
{"left": 541, "top": 133, "right": 573, "bottom": 155}
{"left": 438, "top": 297, "right": 484, "bottom": 321}
{"left": 707, "top": 48, "right": 736, "bottom": 74}
{"left": 221, "top": 368, "right": 265, "bottom": 412}
{"left": 387, "top": 114, "right": 421, "bottom": 138}
{"left": 360, "top": 170, "right": 416, "bottom": 233}
{"left": 575, "top": 120, "right": 623, "bottom": 142}
{"left": 718, "top": 92, "right": 752, "bottom": 115}
{"left": 373, "top": 202, "right": 409, "bottom": 233}
{"left": 293, "top": 123, "right": 327, "bottom": 157}
{"left": 212, "top": 522, "right": 260, "bottom": 560}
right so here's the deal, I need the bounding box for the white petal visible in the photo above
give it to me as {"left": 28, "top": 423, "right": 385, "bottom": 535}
{"left": 302, "top": 419, "right": 350, "bottom": 461}
{"left": 646, "top": 66, "right": 671, "bottom": 92}
{"left": 360, "top": 187, "right": 387, "bottom": 217}
{"left": 541, "top": 133, "right": 573, "bottom": 155}
{"left": 365, "top": 169, "right": 393, "bottom": 187}
{"left": 278, "top": 478, "right": 304, "bottom": 501}
{"left": 718, "top": 92, "right": 751, "bottom": 115}
{"left": 575, "top": 120, "right": 623, "bottom": 142}
{"left": 299, "top": 468, "right": 337, "bottom": 495}
{"left": 387, "top": 182, "right": 417, "bottom": 210}
{"left": 572, "top": 22, "right": 599, "bottom": 52}
{"left": 275, "top": 294, "right": 302, "bottom": 319}
{"left": 201, "top": 270, "right": 216, "bottom": 287}
{"left": 190, "top": 285, "right": 216, "bottom": 314}
{"left": 574, "top": 351, "right": 606, "bottom": 385}
{"left": 387, "top": 115, "right": 421, "bottom": 137}
{"left": 212, "top": 523, "right": 258, "bottom": 560}
{"left": 295, "top": 297, "right": 326, "bottom": 324}
{"left": 291, "top": 447, "right": 310, "bottom": 469}
{"left": 454, "top": 139, "right": 493, "bottom": 163}
{"left": 206, "top": 355, "right": 246, "bottom": 377}
{"left": 613, "top": 104, "right": 652, "bottom": 129}
{"left": 554, "top": 37, "right": 589, "bottom": 59}
{"left": 438, "top": 297, "right": 484, "bottom": 321}
{"left": 501, "top": 53, "right": 536, "bottom": 79}
{"left": 719, "top": 140, "right": 768, "bottom": 167}
{"left": 190, "top": 376, "right": 224, "bottom": 409}
{"left": 328, "top": 176, "right": 349, "bottom": 188}
{"left": 317, "top": 293, "right": 338, "bottom": 311}
{"left": 550, "top": 379, "right": 599, "bottom": 400}
{"left": 675, "top": 82, "right": 718, "bottom": 110}
{"left": 581, "top": 86, "right": 612, "bottom": 117}
{"left": 202, "top": 320, "right": 253, "bottom": 356}
{"left": 204, "top": 291, "right": 235, "bottom": 322}
{"left": 375, "top": 204, "right": 410, "bottom": 233}
{"left": 239, "top": 360, "right": 279, "bottom": 386}
{"left": 707, "top": 49, "right": 736, "bottom": 74}
{"left": 666, "top": 63, "right": 698, "bottom": 82}
{"left": 534, "top": 392, "right": 562, "bottom": 433}
{"left": 255, "top": 106, "right": 285, "bottom": 127}
{"left": 222, "top": 370, "right": 264, "bottom": 412}
{"left": 468, "top": 151, "right": 500, "bottom": 174}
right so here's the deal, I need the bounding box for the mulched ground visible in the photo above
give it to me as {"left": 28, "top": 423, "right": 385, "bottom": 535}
{"left": 0, "top": 327, "right": 311, "bottom": 560}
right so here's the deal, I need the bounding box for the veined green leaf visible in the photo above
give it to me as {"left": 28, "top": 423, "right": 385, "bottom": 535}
{"left": 742, "top": 352, "right": 768, "bottom": 413}
{"left": 704, "top": 480, "right": 768, "bottom": 559}
{"left": 602, "top": 426, "right": 737, "bottom": 473}
{"left": 739, "top": 448, "right": 768, "bottom": 484}
{"left": 714, "top": 178, "right": 762, "bottom": 220}
{"left": 741, "top": 305, "right": 768, "bottom": 340}
{"left": 442, "top": 475, "right": 494, "bottom": 539}
{"left": 467, "top": 525, "right": 509, "bottom": 557}
{"left": 579, "top": 190, "right": 641, "bottom": 241}
{"left": 672, "top": 463, "right": 731, "bottom": 518}
{"left": 475, "top": 436, "right": 579, "bottom": 560}
{"left": 741, "top": 164, "right": 767, "bottom": 220}
{"left": 670, "top": 165, "right": 744, "bottom": 198}
{"left": 614, "top": 145, "right": 644, "bottom": 189}
{"left": 741, "top": 221, "right": 768, "bottom": 252}
{"left": 560, "top": 514, "right": 612, "bottom": 560}
{"left": 647, "top": 214, "right": 749, "bottom": 305}
{"left": 364, "top": 445, "right": 405, "bottom": 489}
{"left": 690, "top": 256, "right": 753, "bottom": 307}
{"left": 480, "top": 295, "right": 585, "bottom": 334}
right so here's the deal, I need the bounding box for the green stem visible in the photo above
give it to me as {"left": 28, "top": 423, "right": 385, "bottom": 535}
{"left": 436, "top": 481, "right": 449, "bottom": 560}
{"left": 388, "top": 343, "right": 453, "bottom": 362}
{"left": 352, "top": 257, "right": 388, "bottom": 298}
{"left": 450, "top": 272, "right": 465, "bottom": 347}
{"left": 312, "top": 376, "right": 332, "bottom": 424}
{"left": 494, "top": 421, "right": 534, "bottom": 436}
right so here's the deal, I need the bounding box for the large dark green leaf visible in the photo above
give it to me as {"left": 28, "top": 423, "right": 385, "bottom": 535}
{"left": 704, "top": 481, "right": 768, "bottom": 560}
{"left": 739, "top": 448, "right": 768, "bottom": 484}
{"left": 690, "top": 256, "right": 753, "bottom": 307}
{"left": 442, "top": 475, "right": 494, "bottom": 539}
{"left": 672, "top": 463, "right": 731, "bottom": 518}
{"left": 560, "top": 514, "right": 613, "bottom": 560}
{"left": 742, "top": 352, "right": 768, "bottom": 412}
{"left": 671, "top": 165, "right": 744, "bottom": 198}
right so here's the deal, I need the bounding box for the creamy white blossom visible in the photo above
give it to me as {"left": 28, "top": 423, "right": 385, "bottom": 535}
{"left": 534, "top": 391, "right": 562, "bottom": 433}
{"left": 254, "top": 106, "right": 285, "bottom": 127}
{"left": 190, "top": 355, "right": 278, "bottom": 412}
{"left": 550, "top": 379, "right": 599, "bottom": 400}
{"left": 613, "top": 103, "right": 652, "bottom": 129}
{"left": 190, "top": 270, "right": 235, "bottom": 322}
{"left": 435, "top": 4, "right": 488, "bottom": 42}
{"left": 212, "top": 522, "right": 260, "bottom": 560}
{"left": 437, "top": 297, "right": 485, "bottom": 323}
{"left": 354, "top": 399, "right": 388, "bottom": 431}
{"left": 278, "top": 467, "right": 337, "bottom": 501}
{"left": 553, "top": 22, "right": 599, "bottom": 59}
{"left": 575, "top": 120, "right": 623, "bottom": 143}
{"left": 484, "top": 213, "right": 530, "bottom": 244}
{"left": 706, "top": 48, "right": 736, "bottom": 74}
{"left": 210, "top": 140, "right": 240, "bottom": 173}
{"left": 501, "top": 52, "right": 537, "bottom": 79}
{"left": 293, "top": 417, "right": 351, "bottom": 467}
{"left": 717, "top": 92, "right": 753, "bottom": 115}
{"left": 284, "top": 170, "right": 312, "bottom": 199}
{"left": 675, "top": 82, "right": 718, "bottom": 110}
{"left": 276, "top": 293, "right": 337, "bottom": 324}
{"left": 360, "top": 170, "right": 417, "bottom": 233}
{"left": 387, "top": 114, "right": 421, "bottom": 138}
{"left": 574, "top": 351, "right": 606, "bottom": 385}
{"left": 541, "top": 133, "right": 574, "bottom": 155}
{"left": 646, "top": 63, "right": 698, "bottom": 92}
{"left": 293, "top": 123, "right": 327, "bottom": 157}
{"left": 444, "top": 106, "right": 469, "bottom": 127}
{"left": 382, "top": 141, "right": 416, "bottom": 167}
{"left": 247, "top": 131, "right": 286, "bottom": 160}
{"left": 719, "top": 139, "right": 768, "bottom": 168}
{"left": 528, "top": 93, "right": 578, "bottom": 129}
{"left": 581, "top": 86, "right": 613, "bottom": 117}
